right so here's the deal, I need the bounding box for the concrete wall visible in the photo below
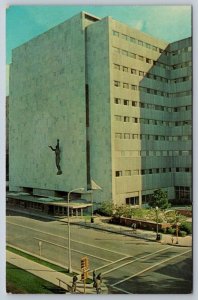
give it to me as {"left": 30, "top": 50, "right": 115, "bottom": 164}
{"left": 9, "top": 13, "right": 87, "bottom": 193}
{"left": 86, "top": 17, "right": 112, "bottom": 204}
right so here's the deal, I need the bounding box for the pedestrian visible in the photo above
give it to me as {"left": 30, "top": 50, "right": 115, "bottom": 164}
{"left": 132, "top": 223, "right": 136, "bottom": 232}
{"left": 72, "top": 275, "right": 78, "bottom": 293}
{"left": 93, "top": 270, "right": 96, "bottom": 288}
{"left": 97, "top": 273, "right": 102, "bottom": 284}
{"left": 95, "top": 273, "right": 102, "bottom": 294}
{"left": 96, "top": 278, "right": 101, "bottom": 294}
{"left": 171, "top": 236, "right": 174, "bottom": 245}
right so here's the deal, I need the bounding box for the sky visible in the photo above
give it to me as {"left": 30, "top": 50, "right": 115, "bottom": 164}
{"left": 6, "top": 5, "right": 192, "bottom": 64}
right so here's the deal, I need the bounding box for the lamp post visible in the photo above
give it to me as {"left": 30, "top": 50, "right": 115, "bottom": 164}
{"left": 67, "top": 187, "right": 84, "bottom": 273}
{"left": 155, "top": 206, "right": 159, "bottom": 240}
{"left": 176, "top": 221, "right": 179, "bottom": 244}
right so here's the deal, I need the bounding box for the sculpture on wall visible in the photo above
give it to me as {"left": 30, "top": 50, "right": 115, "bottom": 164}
{"left": 49, "top": 139, "right": 62, "bottom": 175}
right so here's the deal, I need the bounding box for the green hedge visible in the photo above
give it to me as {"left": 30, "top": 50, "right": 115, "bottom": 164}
{"left": 179, "top": 230, "right": 187, "bottom": 237}
{"left": 167, "top": 227, "right": 176, "bottom": 235}
{"left": 179, "top": 222, "right": 192, "bottom": 234}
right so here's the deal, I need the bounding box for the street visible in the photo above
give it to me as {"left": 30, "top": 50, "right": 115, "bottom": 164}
{"left": 6, "top": 211, "right": 192, "bottom": 294}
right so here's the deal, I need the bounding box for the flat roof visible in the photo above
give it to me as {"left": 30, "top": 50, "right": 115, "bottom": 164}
{"left": 7, "top": 192, "right": 92, "bottom": 208}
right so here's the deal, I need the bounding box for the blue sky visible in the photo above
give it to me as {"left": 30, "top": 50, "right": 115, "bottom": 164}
{"left": 6, "top": 5, "right": 192, "bottom": 64}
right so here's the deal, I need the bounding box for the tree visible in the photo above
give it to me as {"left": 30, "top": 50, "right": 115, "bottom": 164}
{"left": 98, "top": 201, "right": 115, "bottom": 216}
{"left": 149, "top": 189, "right": 170, "bottom": 209}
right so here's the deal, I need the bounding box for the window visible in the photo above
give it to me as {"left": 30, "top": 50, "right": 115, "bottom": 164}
{"left": 175, "top": 186, "right": 191, "bottom": 202}
{"left": 124, "top": 116, "right": 130, "bottom": 122}
{"left": 130, "top": 37, "right": 136, "bottom": 43}
{"left": 128, "top": 52, "right": 136, "bottom": 58}
{"left": 123, "top": 66, "right": 128, "bottom": 72}
{"left": 132, "top": 117, "right": 138, "bottom": 123}
{"left": 138, "top": 55, "right": 144, "bottom": 61}
{"left": 114, "top": 64, "right": 120, "bottom": 70}
{"left": 131, "top": 85, "right": 137, "bottom": 90}
{"left": 132, "top": 101, "right": 137, "bottom": 107}
{"left": 115, "top": 171, "right": 122, "bottom": 177}
{"left": 152, "top": 46, "right": 157, "bottom": 51}
{"left": 142, "top": 194, "right": 152, "bottom": 204}
{"left": 133, "top": 170, "right": 139, "bottom": 175}
{"left": 113, "top": 30, "right": 119, "bottom": 37}
{"left": 126, "top": 196, "right": 139, "bottom": 205}
{"left": 115, "top": 133, "right": 122, "bottom": 139}
{"left": 146, "top": 43, "right": 151, "bottom": 49}
{"left": 172, "top": 51, "right": 177, "bottom": 56}
{"left": 124, "top": 133, "right": 130, "bottom": 139}
{"left": 182, "top": 151, "right": 190, "bottom": 156}
{"left": 125, "top": 170, "right": 131, "bottom": 176}
{"left": 173, "top": 150, "right": 179, "bottom": 156}
{"left": 131, "top": 69, "right": 137, "bottom": 75}
{"left": 123, "top": 83, "right": 129, "bottom": 89}
{"left": 121, "top": 34, "right": 128, "bottom": 40}
{"left": 139, "top": 71, "right": 144, "bottom": 76}
{"left": 138, "top": 40, "right": 143, "bottom": 46}
{"left": 115, "top": 115, "right": 122, "bottom": 121}
{"left": 124, "top": 99, "right": 129, "bottom": 105}
{"left": 141, "top": 170, "right": 145, "bottom": 175}
{"left": 113, "top": 47, "right": 120, "bottom": 54}
{"left": 114, "top": 98, "right": 121, "bottom": 104}
{"left": 122, "top": 49, "right": 128, "bottom": 56}
{"left": 132, "top": 134, "right": 138, "bottom": 139}
{"left": 146, "top": 58, "right": 152, "bottom": 64}
{"left": 114, "top": 81, "right": 120, "bottom": 87}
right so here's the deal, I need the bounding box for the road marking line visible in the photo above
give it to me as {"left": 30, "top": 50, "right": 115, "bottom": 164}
{"left": 33, "top": 237, "right": 113, "bottom": 263}
{"left": 7, "top": 220, "right": 128, "bottom": 257}
{"left": 102, "top": 246, "right": 173, "bottom": 275}
{"left": 112, "top": 249, "right": 191, "bottom": 287}
{"left": 95, "top": 256, "right": 132, "bottom": 272}
{"left": 110, "top": 285, "right": 130, "bottom": 294}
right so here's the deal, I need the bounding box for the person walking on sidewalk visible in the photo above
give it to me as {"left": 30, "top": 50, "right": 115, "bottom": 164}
{"left": 96, "top": 273, "right": 102, "bottom": 294}
{"left": 93, "top": 270, "right": 96, "bottom": 288}
{"left": 72, "top": 275, "right": 78, "bottom": 293}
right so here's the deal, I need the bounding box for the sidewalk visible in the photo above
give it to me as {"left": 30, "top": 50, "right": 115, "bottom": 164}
{"left": 7, "top": 207, "right": 192, "bottom": 247}
{"left": 6, "top": 250, "right": 104, "bottom": 294}
{"left": 62, "top": 216, "right": 192, "bottom": 247}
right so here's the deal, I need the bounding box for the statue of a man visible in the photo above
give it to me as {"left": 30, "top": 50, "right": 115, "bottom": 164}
{"left": 49, "top": 139, "right": 62, "bottom": 175}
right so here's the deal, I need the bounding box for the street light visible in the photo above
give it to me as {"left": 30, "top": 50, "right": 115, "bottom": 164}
{"left": 67, "top": 187, "right": 84, "bottom": 273}
{"left": 155, "top": 206, "right": 159, "bottom": 240}
{"left": 176, "top": 221, "right": 179, "bottom": 244}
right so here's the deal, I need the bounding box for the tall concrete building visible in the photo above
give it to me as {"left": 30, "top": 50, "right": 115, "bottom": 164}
{"left": 9, "top": 12, "right": 192, "bottom": 208}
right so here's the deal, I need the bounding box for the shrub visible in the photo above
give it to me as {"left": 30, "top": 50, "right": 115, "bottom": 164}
{"left": 96, "top": 201, "right": 115, "bottom": 216}
{"left": 179, "top": 230, "right": 187, "bottom": 237}
{"left": 179, "top": 222, "right": 192, "bottom": 234}
{"left": 160, "top": 228, "right": 167, "bottom": 234}
{"left": 167, "top": 227, "right": 176, "bottom": 235}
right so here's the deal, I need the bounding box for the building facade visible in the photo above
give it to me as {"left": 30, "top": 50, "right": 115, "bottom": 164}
{"left": 9, "top": 12, "right": 192, "bottom": 207}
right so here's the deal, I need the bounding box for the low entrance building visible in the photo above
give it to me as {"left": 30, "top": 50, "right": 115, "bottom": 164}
{"left": 6, "top": 192, "right": 92, "bottom": 217}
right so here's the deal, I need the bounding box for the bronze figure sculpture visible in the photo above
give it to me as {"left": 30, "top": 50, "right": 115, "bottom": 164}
{"left": 49, "top": 139, "right": 62, "bottom": 175}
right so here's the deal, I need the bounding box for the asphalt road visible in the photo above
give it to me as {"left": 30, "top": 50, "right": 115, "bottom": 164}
{"left": 6, "top": 211, "right": 192, "bottom": 294}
